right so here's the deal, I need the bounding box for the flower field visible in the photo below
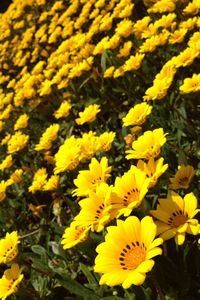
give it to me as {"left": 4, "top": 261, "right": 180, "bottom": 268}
{"left": 0, "top": 0, "right": 200, "bottom": 299}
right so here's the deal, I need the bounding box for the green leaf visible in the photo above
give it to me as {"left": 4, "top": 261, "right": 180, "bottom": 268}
{"left": 79, "top": 263, "right": 97, "bottom": 285}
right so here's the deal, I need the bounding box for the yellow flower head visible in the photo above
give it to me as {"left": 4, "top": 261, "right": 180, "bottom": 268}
{"left": 169, "top": 165, "right": 195, "bottom": 190}
{"left": 54, "top": 101, "right": 72, "bottom": 119}
{"left": 151, "top": 191, "right": 200, "bottom": 245}
{"left": 14, "top": 114, "right": 29, "bottom": 130}
{"left": 123, "top": 53, "right": 145, "bottom": 72}
{"left": 126, "top": 128, "right": 167, "bottom": 160}
{"left": 96, "top": 131, "right": 116, "bottom": 152}
{"left": 112, "top": 166, "right": 150, "bottom": 217}
{"left": 0, "top": 232, "right": 20, "bottom": 264}
{"left": 0, "top": 155, "right": 13, "bottom": 171}
{"left": 74, "top": 183, "right": 114, "bottom": 232}
{"left": 0, "top": 263, "right": 24, "bottom": 300}
{"left": 54, "top": 136, "right": 80, "bottom": 174}
{"left": 28, "top": 204, "right": 46, "bottom": 218}
{"left": 73, "top": 157, "right": 111, "bottom": 197}
{"left": 75, "top": 104, "right": 101, "bottom": 125}
{"left": 78, "top": 131, "right": 97, "bottom": 161}
{"left": 7, "top": 131, "right": 29, "bottom": 154}
{"left": 9, "top": 169, "right": 23, "bottom": 184}
{"left": 61, "top": 222, "right": 90, "bottom": 249}
{"left": 28, "top": 168, "right": 48, "bottom": 193}
{"left": 35, "top": 124, "right": 59, "bottom": 151}
{"left": 179, "top": 73, "right": 200, "bottom": 94}
{"left": 174, "top": 47, "right": 199, "bottom": 68}
{"left": 94, "top": 216, "right": 163, "bottom": 288}
{"left": 43, "top": 175, "right": 60, "bottom": 191}
{"left": 122, "top": 103, "right": 152, "bottom": 127}
{"left": 147, "top": 0, "right": 176, "bottom": 14}
{"left": 137, "top": 158, "right": 168, "bottom": 188}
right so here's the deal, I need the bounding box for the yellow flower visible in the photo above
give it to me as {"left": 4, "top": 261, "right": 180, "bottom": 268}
{"left": 54, "top": 136, "right": 80, "bottom": 174}
{"left": 175, "top": 47, "right": 199, "bottom": 68}
{"left": 43, "top": 175, "right": 60, "bottom": 191}
{"left": 122, "top": 103, "right": 152, "bottom": 127}
{"left": 35, "top": 124, "right": 59, "bottom": 151}
{"left": 112, "top": 166, "right": 150, "bottom": 217}
{"left": 126, "top": 128, "right": 167, "bottom": 160}
{"left": 78, "top": 131, "right": 97, "bottom": 161}
{"left": 104, "top": 66, "right": 115, "bottom": 78}
{"left": 137, "top": 158, "right": 168, "bottom": 188}
{"left": 0, "top": 232, "right": 20, "bottom": 264}
{"left": 0, "top": 180, "right": 9, "bottom": 202}
{"left": 147, "top": 0, "right": 176, "bottom": 14}
{"left": 115, "top": 19, "right": 133, "bottom": 37}
{"left": 7, "top": 131, "right": 29, "bottom": 154}
{"left": 96, "top": 131, "right": 116, "bottom": 152}
{"left": 74, "top": 183, "right": 114, "bottom": 232}
{"left": 0, "top": 155, "right": 13, "bottom": 171}
{"left": 14, "top": 114, "right": 29, "bottom": 130}
{"left": 1, "top": 134, "right": 11, "bottom": 146}
{"left": 179, "top": 73, "right": 200, "bottom": 94}
{"left": 94, "top": 216, "right": 163, "bottom": 288}
{"left": 73, "top": 157, "right": 111, "bottom": 197}
{"left": 133, "top": 16, "right": 151, "bottom": 38}
{"left": 54, "top": 101, "right": 72, "bottom": 119}
{"left": 123, "top": 53, "right": 145, "bottom": 72}
{"left": 0, "top": 264, "right": 24, "bottom": 300}
{"left": 169, "top": 29, "right": 187, "bottom": 44}
{"left": 28, "top": 168, "right": 48, "bottom": 193}
{"left": 169, "top": 165, "right": 195, "bottom": 190}
{"left": 9, "top": 169, "right": 23, "bottom": 184}
{"left": 61, "top": 222, "right": 90, "bottom": 249}
{"left": 118, "top": 41, "right": 133, "bottom": 58}
{"left": 183, "top": 0, "right": 200, "bottom": 15}
{"left": 150, "top": 192, "right": 200, "bottom": 245}
{"left": 75, "top": 104, "right": 101, "bottom": 125}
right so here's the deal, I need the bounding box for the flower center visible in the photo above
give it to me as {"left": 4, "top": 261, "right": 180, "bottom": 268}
{"left": 168, "top": 210, "right": 188, "bottom": 227}
{"left": 123, "top": 188, "right": 139, "bottom": 204}
{"left": 178, "top": 176, "right": 188, "bottom": 186}
{"left": 119, "top": 242, "right": 146, "bottom": 270}
{"left": 94, "top": 204, "right": 105, "bottom": 219}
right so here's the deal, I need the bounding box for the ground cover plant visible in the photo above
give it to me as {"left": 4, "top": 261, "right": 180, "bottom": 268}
{"left": 0, "top": 0, "right": 200, "bottom": 299}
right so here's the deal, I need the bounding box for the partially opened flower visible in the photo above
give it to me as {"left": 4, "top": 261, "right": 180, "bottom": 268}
{"left": 96, "top": 131, "right": 116, "bottom": 152}
{"left": 112, "top": 166, "right": 150, "bottom": 217}
{"left": 150, "top": 191, "right": 200, "bottom": 245}
{"left": 122, "top": 103, "right": 152, "bottom": 127}
{"left": 94, "top": 216, "right": 163, "bottom": 288}
{"left": 169, "top": 165, "right": 195, "bottom": 190}
{"left": 61, "top": 222, "right": 90, "bottom": 249}
{"left": 126, "top": 128, "right": 167, "bottom": 160}
{"left": 0, "top": 264, "right": 24, "bottom": 300}
{"left": 0, "top": 231, "right": 20, "bottom": 264}
{"left": 75, "top": 104, "right": 100, "bottom": 125}
{"left": 74, "top": 183, "right": 114, "bottom": 232}
{"left": 137, "top": 158, "right": 168, "bottom": 188}
{"left": 73, "top": 157, "right": 112, "bottom": 197}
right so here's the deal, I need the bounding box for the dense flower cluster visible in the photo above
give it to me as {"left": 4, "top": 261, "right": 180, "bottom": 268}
{"left": 0, "top": 0, "right": 199, "bottom": 298}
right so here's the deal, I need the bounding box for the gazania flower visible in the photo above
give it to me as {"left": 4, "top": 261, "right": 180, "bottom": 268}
{"left": 14, "top": 113, "right": 29, "bottom": 130}
{"left": 75, "top": 104, "right": 100, "bottom": 125}
{"left": 7, "top": 131, "right": 29, "bottom": 154}
{"left": 137, "top": 158, "right": 168, "bottom": 188}
{"left": 43, "top": 175, "right": 59, "bottom": 191}
{"left": 28, "top": 204, "right": 46, "bottom": 218}
{"left": 169, "top": 165, "right": 195, "bottom": 190}
{"left": 96, "top": 131, "right": 116, "bottom": 152}
{"left": 126, "top": 128, "right": 167, "bottom": 160}
{"left": 179, "top": 73, "right": 200, "bottom": 94}
{"left": 54, "top": 100, "right": 72, "bottom": 119}
{"left": 35, "top": 124, "right": 60, "bottom": 151}
{"left": 122, "top": 103, "right": 152, "bottom": 127}
{"left": 0, "top": 155, "right": 13, "bottom": 171}
{"left": 150, "top": 192, "right": 200, "bottom": 245}
{"left": 73, "top": 157, "right": 112, "bottom": 197}
{"left": 0, "top": 231, "right": 20, "bottom": 264}
{"left": 0, "top": 263, "right": 24, "bottom": 300}
{"left": 94, "top": 216, "right": 163, "bottom": 288}
{"left": 112, "top": 166, "right": 150, "bottom": 217}
{"left": 28, "top": 168, "right": 47, "bottom": 193}
{"left": 61, "top": 222, "right": 90, "bottom": 249}
{"left": 74, "top": 183, "right": 114, "bottom": 232}
{"left": 78, "top": 131, "right": 97, "bottom": 161}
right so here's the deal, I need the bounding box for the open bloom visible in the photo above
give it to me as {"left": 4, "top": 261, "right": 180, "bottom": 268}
{"left": 169, "top": 165, "right": 195, "bottom": 190}
{"left": 61, "top": 222, "right": 90, "bottom": 249}
{"left": 150, "top": 192, "right": 200, "bottom": 245}
{"left": 0, "top": 232, "right": 20, "bottom": 264}
{"left": 35, "top": 124, "right": 59, "bottom": 151}
{"left": 75, "top": 104, "right": 100, "bottom": 125}
{"left": 94, "top": 216, "right": 163, "bottom": 288}
{"left": 112, "top": 166, "right": 150, "bottom": 217}
{"left": 122, "top": 103, "right": 152, "bottom": 127}
{"left": 137, "top": 158, "right": 168, "bottom": 188}
{"left": 126, "top": 128, "right": 167, "bottom": 160}
{"left": 74, "top": 183, "right": 114, "bottom": 232}
{"left": 73, "top": 157, "right": 112, "bottom": 197}
{"left": 179, "top": 73, "right": 200, "bottom": 94}
{"left": 7, "top": 131, "right": 29, "bottom": 154}
{"left": 0, "top": 264, "right": 24, "bottom": 300}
